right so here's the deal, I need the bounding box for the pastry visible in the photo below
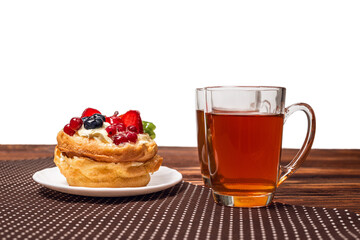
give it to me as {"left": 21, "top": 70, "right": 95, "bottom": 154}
{"left": 54, "top": 108, "right": 162, "bottom": 188}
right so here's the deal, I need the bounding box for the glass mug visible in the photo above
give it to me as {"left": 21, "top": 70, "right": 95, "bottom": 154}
{"left": 204, "top": 86, "right": 316, "bottom": 207}
{"left": 195, "top": 88, "right": 211, "bottom": 187}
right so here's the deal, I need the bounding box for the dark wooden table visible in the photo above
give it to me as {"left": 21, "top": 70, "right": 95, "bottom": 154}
{"left": 1, "top": 145, "right": 359, "bottom": 214}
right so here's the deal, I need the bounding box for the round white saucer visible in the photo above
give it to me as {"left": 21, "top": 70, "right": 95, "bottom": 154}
{"left": 33, "top": 166, "right": 182, "bottom": 197}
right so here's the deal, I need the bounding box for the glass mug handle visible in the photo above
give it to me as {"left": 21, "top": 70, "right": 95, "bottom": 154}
{"left": 278, "top": 103, "right": 316, "bottom": 186}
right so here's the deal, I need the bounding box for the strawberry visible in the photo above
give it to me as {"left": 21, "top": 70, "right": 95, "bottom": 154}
{"left": 122, "top": 110, "right": 143, "bottom": 134}
{"left": 81, "top": 108, "right": 101, "bottom": 118}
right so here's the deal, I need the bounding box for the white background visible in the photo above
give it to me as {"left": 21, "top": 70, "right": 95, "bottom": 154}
{"left": 0, "top": 0, "right": 359, "bottom": 148}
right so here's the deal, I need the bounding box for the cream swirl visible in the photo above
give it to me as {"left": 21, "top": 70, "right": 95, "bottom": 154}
{"left": 77, "top": 122, "right": 113, "bottom": 143}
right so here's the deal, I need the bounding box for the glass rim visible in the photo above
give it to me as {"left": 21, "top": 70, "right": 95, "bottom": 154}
{"left": 203, "top": 86, "right": 286, "bottom": 92}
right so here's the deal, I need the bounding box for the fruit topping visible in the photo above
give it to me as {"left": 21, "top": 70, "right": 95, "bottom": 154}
{"left": 81, "top": 108, "right": 101, "bottom": 118}
{"left": 69, "top": 117, "right": 83, "bottom": 131}
{"left": 127, "top": 125, "right": 138, "bottom": 133}
{"left": 93, "top": 113, "right": 105, "bottom": 121}
{"left": 122, "top": 110, "right": 143, "bottom": 134}
{"left": 63, "top": 124, "right": 75, "bottom": 136}
{"left": 113, "top": 134, "right": 128, "bottom": 145}
{"left": 63, "top": 108, "right": 156, "bottom": 143}
{"left": 105, "top": 125, "right": 117, "bottom": 137}
{"left": 115, "top": 123, "right": 126, "bottom": 132}
{"left": 125, "top": 131, "right": 138, "bottom": 143}
{"left": 106, "top": 111, "right": 123, "bottom": 125}
{"left": 107, "top": 116, "right": 123, "bottom": 125}
{"left": 83, "top": 114, "right": 105, "bottom": 129}
{"left": 143, "top": 121, "right": 156, "bottom": 139}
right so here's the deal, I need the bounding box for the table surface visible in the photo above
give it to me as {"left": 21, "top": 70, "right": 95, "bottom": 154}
{"left": 1, "top": 145, "right": 359, "bottom": 214}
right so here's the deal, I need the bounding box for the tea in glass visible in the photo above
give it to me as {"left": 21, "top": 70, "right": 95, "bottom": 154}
{"left": 204, "top": 86, "right": 316, "bottom": 207}
{"left": 207, "top": 113, "right": 283, "bottom": 199}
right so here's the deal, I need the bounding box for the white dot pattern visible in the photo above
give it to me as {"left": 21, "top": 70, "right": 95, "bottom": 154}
{"left": 1, "top": 158, "right": 360, "bottom": 240}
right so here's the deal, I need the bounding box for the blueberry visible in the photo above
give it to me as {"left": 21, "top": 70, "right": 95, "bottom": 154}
{"left": 93, "top": 114, "right": 105, "bottom": 121}
{"left": 84, "top": 119, "right": 95, "bottom": 129}
{"left": 84, "top": 118, "right": 103, "bottom": 129}
{"left": 95, "top": 118, "right": 103, "bottom": 127}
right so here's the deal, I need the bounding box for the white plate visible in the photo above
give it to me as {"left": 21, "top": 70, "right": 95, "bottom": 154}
{"left": 33, "top": 166, "right": 182, "bottom": 197}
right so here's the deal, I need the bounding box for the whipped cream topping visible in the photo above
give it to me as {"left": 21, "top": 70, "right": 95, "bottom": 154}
{"left": 77, "top": 122, "right": 113, "bottom": 143}
{"left": 76, "top": 122, "right": 153, "bottom": 146}
{"left": 137, "top": 133, "right": 152, "bottom": 144}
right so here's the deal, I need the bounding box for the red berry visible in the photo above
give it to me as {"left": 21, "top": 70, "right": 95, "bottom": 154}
{"left": 81, "top": 108, "right": 101, "bottom": 118}
{"left": 105, "top": 125, "right": 117, "bottom": 136}
{"left": 113, "top": 134, "right": 128, "bottom": 145}
{"left": 105, "top": 111, "right": 123, "bottom": 125}
{"left": 106, "top": 116, "right": 123, "bottom": 125}
{"left": 127, "top": 125, "right": 138, "bottom": 133}
{"left": 126, "top": 132, "right": 138, "bottom": 143}
{"left": 63, "top": 124, "right": 75, "bottom": 136}
{"left": 115, "top": 123, "right": 126, "bottom": 132}
{"left": 122, "top": 110, "right": 143, "bottom": 133}
{"left": 69, "top": 117, "right": 83, "bottom": 131}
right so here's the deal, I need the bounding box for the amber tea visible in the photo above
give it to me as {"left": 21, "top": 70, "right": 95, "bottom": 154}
{"left": 206, "top": 113, "right": 284, "bottom": 198}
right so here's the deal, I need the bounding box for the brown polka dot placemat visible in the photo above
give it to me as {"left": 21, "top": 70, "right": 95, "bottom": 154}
{"left": 1, "top": 158, "right": 360, "bottom": 240}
